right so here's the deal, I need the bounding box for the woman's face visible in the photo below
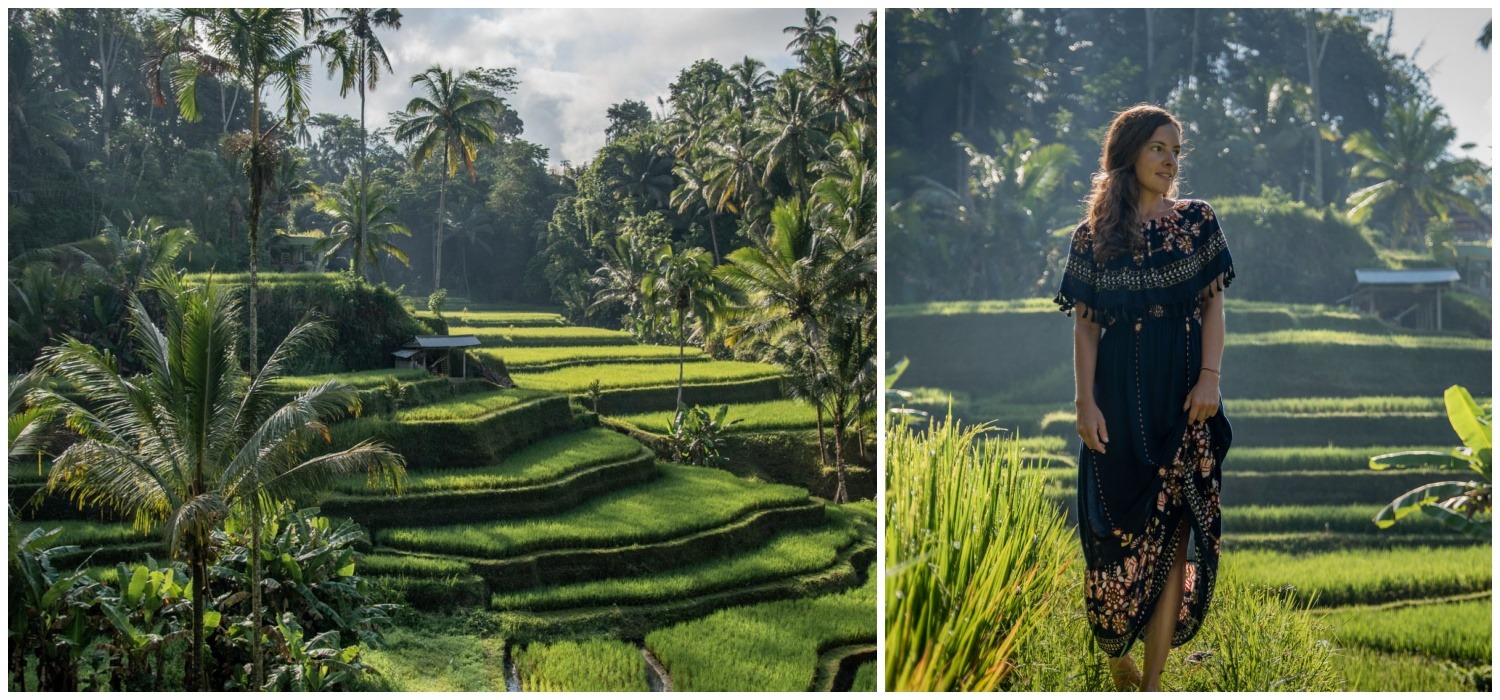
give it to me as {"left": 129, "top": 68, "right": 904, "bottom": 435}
{"left": 1132, "top": 123, "right": 1182, "bottom": 199}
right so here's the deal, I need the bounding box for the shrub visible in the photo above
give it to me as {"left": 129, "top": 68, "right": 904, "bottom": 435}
{"left": 1212, "top": 191, "right": 1382, "bottom": 304}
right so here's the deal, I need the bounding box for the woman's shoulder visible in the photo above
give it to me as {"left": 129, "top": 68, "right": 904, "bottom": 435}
{"left": 1069, "top": 219, "right": 1094, "bottom": 251}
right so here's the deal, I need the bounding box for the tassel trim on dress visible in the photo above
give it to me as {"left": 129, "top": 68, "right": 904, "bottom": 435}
{"left": 1056, "top": 263, "right": 1235, "bottom": 326}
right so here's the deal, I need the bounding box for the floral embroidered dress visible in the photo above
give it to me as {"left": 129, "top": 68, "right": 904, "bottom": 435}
{"left": 1053, "top": 199, "right": 1234, "bottom": 658}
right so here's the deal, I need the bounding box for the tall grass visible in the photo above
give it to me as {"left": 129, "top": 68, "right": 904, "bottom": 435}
{"left": 1006, "top": 561, "right": 1342, "bottom": 691}
{"left": 16, "top": 520, "right": 153, "bottom": 546}
{"left": 391, "top": 388, "right": 553, "bottom": 422}
{"left": 646, "top": 564, "right": 875, "bottom": 691}
{"left": 1331, "top": 647, "right": 1475, "bottom": 691}
{"left": 331, "top": 429, "right": 646, "bottom": 494}
{"left": 613, "top": 399, "right": 822, "bottom": 434}
{"left": 1322, "top": 597, "right": 1492, "bottom": 662}
{"left": 850, "top": 661, "right": 876, "bottom": 692}
{"left": 445, "top": 325, "right": 636, "bottom": 346}
{"left": 446, "top": 310, "right": 566, "bottom": 327}
{"left": 1227, "top": 330, "right": 1491, "bottom": 350}
{"left": 357, "top": 620, "right": 507, "bottom": 691}
{"left": 1225, "top": 546, "right": 1491, "bottom": 607}
{"left": 269, "top": 368, "right": 429, "bottom": 391}
{"left": 474, "top": 344, "right": 704, "bottom": 368}
{"left": 514, "top": 639, "right": 648, "bottom": 692}
{"left": 376, "top": 464, "right": 807, "bottom": 559}
{"left": 1223, "top": 504, "right": 1460, "bottom": 535}
{"left": 885, "top": 415, "right": 1076, "bottom": 691}
{"left": 491, "top": 511, "right": 859, "bottom": 611}
{"left": 511, "top": 361, "right": 784, "bottom": 393}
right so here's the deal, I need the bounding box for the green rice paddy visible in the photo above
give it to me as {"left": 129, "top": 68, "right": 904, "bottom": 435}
{"left": 445, "top": 325, "right": 636, "bottom": 346}
{"left": 390, "top": 388, "right": 553, "bottom": 422}
{"left": 332, "top": 429, "right": 646, "bottom": 494}
{"left": 514, "top": 639, "right": 648, "bottom": 692}
{"left": 511, "top": 361, "right": 784, "bottom": 393}
{"left": 613, "top": 399, "right": 822, "bottom": 435}
{"left": 475, "top": 344, "right": 704, "bottom": 368}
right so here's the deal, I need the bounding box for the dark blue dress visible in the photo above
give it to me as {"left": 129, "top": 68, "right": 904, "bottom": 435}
{"left": 1053, "top": 199, "right": 1234, "bottom": 658}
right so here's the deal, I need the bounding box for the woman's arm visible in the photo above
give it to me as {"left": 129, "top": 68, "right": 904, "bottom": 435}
{"left": 1074, "top": 305, "right": 1108, "bottom": 453}
{"left": 1184, "top": 278, "right": 1227, "bottom": 423}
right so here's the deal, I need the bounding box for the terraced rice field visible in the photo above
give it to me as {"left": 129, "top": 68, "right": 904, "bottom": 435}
{"left": 613, "top": 398, "right": 824, "bottom": 435}
{"left": 21, "top": 301, "right": 874, "bottom": 691}
{"left": 889, "top": 297, "right": 1492, "bottom": 691}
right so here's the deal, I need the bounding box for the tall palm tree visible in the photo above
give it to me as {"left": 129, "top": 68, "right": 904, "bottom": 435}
{"left": 312, "top": 9, "right": 402, "bottom": 284}
{"left": 783, "top": 8, "right": 838, "bottom": 60}
{"left": 1344, "top": 102, "right": 1488, "bottom": 249}
{"left": 148, "top": 8, "right": 316, "bottom": 370}
{"left": 644, "top": 245, "right": 725, "bottom": 411}
{"left": 588, "top": 230, "right": 658, "bottom": 340}
{"left": 29, "top": 273, "right": 405, "bottom": 690}
{"left": 393, "top": 65, "right": 502, "bottom": 291}
{"left": 670, "top": 160, "right": 723, "bottom": 263}
{"left": 313, "top": 176, "right": 412, "bottom": 280}
{"left": 757, "top": 76, "right": 832, "bottom": 203}
{"left": 718, "top": 199, "right": 869, "bottom": 478}
{"left": 725, "top": 56, "right": 773, "bottom": 114}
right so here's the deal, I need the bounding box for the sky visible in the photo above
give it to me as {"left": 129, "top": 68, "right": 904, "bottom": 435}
{"left": 1380, "top": 8, "right": 1493, "bottom": 166}
{"left": 303, "top": 8, "right": 868, "bottom": 167}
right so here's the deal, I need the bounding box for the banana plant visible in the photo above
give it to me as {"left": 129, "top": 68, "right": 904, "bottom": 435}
{"left": 1369, "top": 385, "right": 1492, "bottom": 536}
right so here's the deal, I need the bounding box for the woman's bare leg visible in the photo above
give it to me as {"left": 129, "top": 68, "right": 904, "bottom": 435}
{"left": 1141, "top": 520, "right": 1190, "bottom": 691}
{"left": 1108, "top": 654, "right": 1142, "bottom": 691}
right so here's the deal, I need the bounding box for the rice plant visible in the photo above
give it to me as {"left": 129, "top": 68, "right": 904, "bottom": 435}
{"left": 269, "top": 368, "right": 429, "bottom": 391}
{"left": 473, "top": 344, "right": 704, "bottom": 368}
{"left": 492, "top": 511, "right": 859, "bottom": 611}
{"left": 1223, "top": 503, "right": 1459, "bottom": 535}
{"left": 646, "top": 564, "right": 875, "bottom": 691}
{"left": 1228, "top": 446, "right": 1451, "bottom": 474}
{"left": 1005, "top": 560, "right": 1342, "bottom": 692}
{"left": 1226, "top": 330, "right": 1490, "bottom": 351}
{"left": 511, "top": 361, "right": 784, "bottom": 393}
{"left": 391, "top": 388, "right": 553, "bottom": 422}
{"left": 1330, "top": 646, "right": 1476, "bottom": 691}
{"left": 1320, "top": 596, "right": 1491, "bottom": 663}
{"left": 331, "top": 429, "right": 645, "bottom": 494}
{"left": 356, "top": 621, "right": 508, "bottom": 691}
{"left": 13, "top": 520, "right": 154, "bottom": 547}
{"left": 514, "top": 639, "right": 649, "bottom": 692}
{"left": 376, "top": 464, "right": 807, "bottom": 559}
{"left": 885, "top": 415, "right": 1076, "bottom": 691}
{"left": 1224, "top": 546, "right": 1491, "bottom": 607}
{"left": 358, "top": 553, "right": 471, "bottom": 578}
{"left": 445, "top": 324, "right": 636, "bottom": 346}
{"left": 613, "top": 399, "right": 822, "bottom": 434}
{"left": 446, "top": 310, "right": 566, "bottom": 327}
{"left": 850, "top": 661, "right": 876, "bottom": 691}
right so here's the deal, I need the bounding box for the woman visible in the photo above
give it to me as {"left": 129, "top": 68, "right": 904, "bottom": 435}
{"left": 1053, "top": 104, "right": 1234, "bottom": 692}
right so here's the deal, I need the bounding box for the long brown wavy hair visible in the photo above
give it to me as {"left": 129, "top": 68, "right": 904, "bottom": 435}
{"left": 1085, "top": 105, "right": 1183, "bottom": 263}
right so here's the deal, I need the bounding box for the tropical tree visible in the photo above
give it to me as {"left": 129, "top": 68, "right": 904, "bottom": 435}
{"left": 644, "top": 245, "right": 725, "bottom": 411}
{"left": 393, "top": 65, "right": 502, "bottom": 291}
{"left": 589, "top": 230, "right": 658, "bottom": 341}
{"left": 719, "top": 199, "right": 871, "bottom": 485}
{"left": 28, "top": 273, "right": 406, "bottom": 690}
{"left": 312, "top": 176, "right": 412, "bottom": 280}
{"left": 312, "top": 8, "right": 402, "bottom": 284}
{"left": 148, "top": 8, "right": 317, "bottom": 370}
{"left": 756, "top": 76, "right": 831, "bottom": 203}
{"left": 784, "top": 8, "right": 838, "bottom": 61}
{"left": 1343, "top": 102, "right": 1489, "bottom": 249}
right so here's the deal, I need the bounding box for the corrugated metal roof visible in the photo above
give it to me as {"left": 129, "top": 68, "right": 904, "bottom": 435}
{"left": 1354, "top": 269, "right": 1460, "bottom": 285}
{"left": 391, "top": 349, "right": 418, "bottom": 359}
{"left": 403, "top": 334, "right": 481, "bottom": 349}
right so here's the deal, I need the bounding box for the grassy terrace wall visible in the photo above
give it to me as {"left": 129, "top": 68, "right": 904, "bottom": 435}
{"left": 329, "top": 389, "right": 573, "bottom": 470}
{"left": 888, "top": 300, "right": 1491, "bottom": 403}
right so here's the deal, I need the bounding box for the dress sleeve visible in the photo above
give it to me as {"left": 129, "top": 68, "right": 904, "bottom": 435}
{"left": 1054, "top": 222, "right": 1100, "bottom": 319}
{"left": 1196, "top": 202, "right": 1235, "bottom": 298}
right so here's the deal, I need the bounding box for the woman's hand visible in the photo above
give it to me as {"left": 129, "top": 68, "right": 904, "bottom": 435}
{"left": 1077, "top": 400, "right": 1109, "bottom": 453}
{"left": 1183, "top": 372, "right": 1221, "bottom": 424}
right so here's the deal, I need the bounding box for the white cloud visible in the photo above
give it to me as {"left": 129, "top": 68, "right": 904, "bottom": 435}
{"left": 304, "top": 8, "right": 871, "bottom": 165}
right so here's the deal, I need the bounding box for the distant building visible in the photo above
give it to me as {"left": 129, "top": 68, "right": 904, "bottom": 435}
{"left": 267, "top": 231, "right": 326, "bottom": 272}
{"left": 1347, "top": 269, "right": 1461, "bottom": 332}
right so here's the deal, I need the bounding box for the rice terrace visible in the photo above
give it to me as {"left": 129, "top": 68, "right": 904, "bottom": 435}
{"left": 8, "top": 8, "right": 875, "bottom": 691}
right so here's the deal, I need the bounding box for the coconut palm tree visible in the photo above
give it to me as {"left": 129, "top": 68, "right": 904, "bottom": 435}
{"left": 311, "top": 9, "right": 402, "bottom": 285}
{"left": 148, "top": 8, "right": 317, "bottom": 370}
{"left": 589, "top": 231, "right": 658, "bottom": 341}
{"left": 783, "top": 8, "right": 838, "bottom": 61}
{"left": 28, "top": 273, "right": 406, "bottom": 690}
{"left": 393, "top": 65, "right": 502, "bottom": 291}
{"left": 756, "top": 76, "right": 832, "bottom": 203}
{"left": 312, "top": 176, "right": 412, "bottom": 280}
{"left": 644, "top": 245, "right": 725, "bottom": 412}
{"left": 1344, "top": 102, "right": 1488, "bottom": 249}
{"left": 718, "top": 199, "right": 870, "bottom": 475}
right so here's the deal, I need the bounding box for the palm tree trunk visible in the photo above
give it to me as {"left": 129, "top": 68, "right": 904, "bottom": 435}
{"left": 357, "top": 49, "right": 369, "bottom": 280}
{"left": 676, "top": 315, "right": 686, "bottom": 410}
{"left": 247, "top": 88, "right": 262, "bottom": 373}
{"left": 708, "top": 213, "right": 720, "bottom": 264}
{"left": 832, "top": 397, "right": 847, "bottom": 503}
{"left": 435, "top": 150, "right": 448, "bottom": 291}
{"left": 250, "top": 496, "right": 264, "bottom": 689}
